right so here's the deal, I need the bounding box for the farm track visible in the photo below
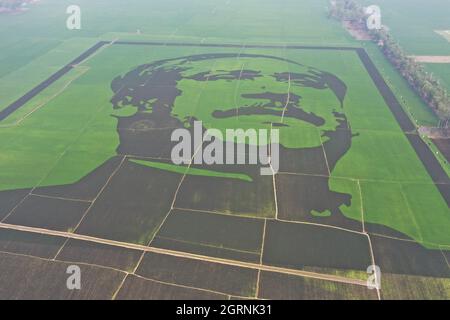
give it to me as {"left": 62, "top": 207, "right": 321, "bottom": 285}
{"left": 0, "top": 222, "right": 367, "bottom": 287}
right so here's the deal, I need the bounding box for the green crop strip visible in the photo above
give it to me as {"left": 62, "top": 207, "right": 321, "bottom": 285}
{"left": 130, "top": 159, "right": 253, "bottom": 182}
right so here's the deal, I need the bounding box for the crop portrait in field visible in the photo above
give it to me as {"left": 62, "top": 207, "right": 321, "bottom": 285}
{"left": 108, "top": 53, "right": 356, "bottom": 220}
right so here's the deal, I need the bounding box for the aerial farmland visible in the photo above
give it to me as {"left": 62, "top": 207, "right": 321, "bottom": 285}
{"left": 0, "top": 0, "right": 449, "bottom": 302}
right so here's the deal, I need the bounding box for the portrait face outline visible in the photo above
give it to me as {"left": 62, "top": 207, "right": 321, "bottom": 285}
{"left": 110, "top": 53, "right": 349, "bottom": 153}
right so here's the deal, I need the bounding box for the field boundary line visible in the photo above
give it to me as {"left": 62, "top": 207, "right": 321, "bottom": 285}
{"left": 29, "top": 193, "right": 93, "bottom": 204}
{"left": 117, "top": 125, "right": 182, "bottom": 132}
{"left": 0, "top": 222, "right": 368, "bottom": 287}
{"left": 111, "top": 274, "right": 129, "bottom": 300}
{"left": 365, "top": 234, "right": 381, "bottom": 300}
{"left": 280, "top": 74, "right": 291, "bottom": 123}
{"left": 317, "top": 127, "right": 332, "bottom": 176}
{"left": 357, "top": 180, "right": 366, "bottom": 233}
{"left": 234, "top": 44, "right": 247, "bottom": 119}
{"left": 370, "top": 233, "right": 416, "bottom": 243}
{"left": 52, "top": 238, "right": 70, "bottom": 261}
{"left": 154, "top": 234, "right": 260, "bottom": 256}
{"left": 399, "top": 187, "right": 424, "bottom": 243}
{"left": 275, "top": 217, "right": 365, "bottom": 236}
{"left": 121, "top": 154, "right": 173, "bottom": 162}
{"left": 255, "top": 218, "right": 268, "bottom": 299}
{"left": 440, "top": 248, "right": 450, "bottom": 269}
{"left": 371, "top": 232, "right": 450, "bottom": 249}
{"left": 277, "top": 171, "right": 443, "bottom": 186}
{"left": 172, "top": 206, "right": 269, "bottom": 221}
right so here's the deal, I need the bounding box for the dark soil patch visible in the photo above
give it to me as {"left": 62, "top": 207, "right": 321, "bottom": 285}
{"left": 135, "top": 252, "right": 257, "bottom": 297}
{"left": 0, "top": 188, "right": 29, "bottom": 220}
{"left": 370, "top": 234, "right": 450, "bottom": 278}
{"left": 263, "top": 220, "right": 371, "bottom": 272}
{"left": 116, "top": 126, "right": 180, "bottom": 159}
{"left": 75, "top": 159, "right": 182, "bottom": 245}
{"left": 174, "top": 167, "right": 275, "bottom": 218}
{"left": 151, "top": 237, "right": 259, "bottom": 263}
{"left": 0, "top": 252, "right": 125, "bottom": 300}
{"left": 275, "top": 174, "right": 362, "bottom": 231}
{"left": 115, "top": 274, "right": 226, "bottom": 300}
{"left": 151, "top": 208, "right": 263, "bottom": 263}
{"left": 56, "top": 239, "right": 143, "bottom": 272}
{"left": 0, "top": 229, "right": 66, "bottom": 259}
{"left": 5, "top": 195, "right": 89, "bottom": 232}
{"left": 278, "top": 145, "right": 329, "bottom": 175}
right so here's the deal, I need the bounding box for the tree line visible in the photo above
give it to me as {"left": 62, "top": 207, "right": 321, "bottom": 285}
{"left": 329, "top": 0, "right": 450, "bottom": 123}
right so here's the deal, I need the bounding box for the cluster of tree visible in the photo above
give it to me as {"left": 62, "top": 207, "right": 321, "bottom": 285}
{"left": 329, "top": 0, "right": 450, "bottom": 121}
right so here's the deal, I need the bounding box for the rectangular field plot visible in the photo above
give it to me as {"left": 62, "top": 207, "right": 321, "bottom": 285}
{"left": 370, "top": 235, "right": 450, "bottom": 279}
{"left": 116, "top": 275, "right": 226, "bottom": 300}
{"left": 151, "top": 209, "right": 264, "bottom": 263}
{"left": 4, "top": 195, "right": 89, "bottom": 232}
{"left": 275, "top": 174, "right": 363, "bottom": 232}
{"left": 0, "top": 252, "right": 125, "bottom": 300}
{"left": 135, "top": 252, "right": 258, "bottom": 297}
{"left": 258, "top": 271, "right": 378, "bottom": 300}
{"left": 379, "top": 273, "right": 450, "bottom": 300}
{"left": 0, "top": 229, "right": 66, "bottom": 259}
{"left": 362, "top": 181, "right": 450, "bottom": 248}
{"left": 262, "top": 220, "right": 372, "bottom": 278}
{"left": 174, "top": 168, "right": 276, "bottom": 218}
{"left": 56, "top": 239, "right": 143, "bottom": 273}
